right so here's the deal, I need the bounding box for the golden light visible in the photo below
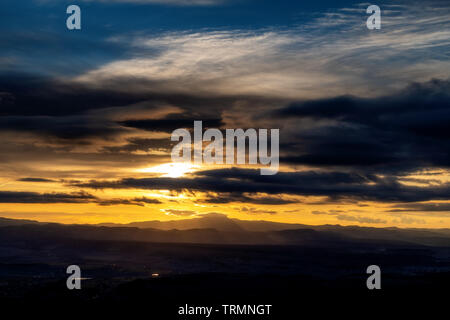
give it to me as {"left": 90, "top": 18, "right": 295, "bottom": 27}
{"left": 137, "top": 162, "right": 198, "bottom": 178}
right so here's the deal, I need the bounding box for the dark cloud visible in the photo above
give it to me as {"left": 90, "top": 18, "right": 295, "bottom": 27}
{"left": 0, "top": 73, "right": 142, "bottom": 140}
{"left": 0, "top": 191, "right": 96, "bottom": 203}
{"left": 102, "top": 138, "right": 175, "bottom": 153}
{"left": 202, "top": 192, "right": 297, "bottom": 205}
{"left": 98, "top": 197, "right": 162, "bottom": 206}
{"left": 389, "top": 203, "right": 450, "bottom": 213}
{"left": 17, "top": 178, "right": 56, "bottom": 182}
{"left": 276, "top": 79, "right": 450, "bottom": 173}
{"left": 133, "top": 197, "right": 163, "bottom": 204}
{"left": 69, "top": 167, "right": 450, "bottom": 203}
{"left": 1, "top": 74, "right": 449, "bottom": 208}
{"left": 0, "top": 190, "right": 161, "bottom": 206}
{"left": 3, "top": 75, "right": 448, "bottom": 171}
{"left": 0, "top": 73, "right": 270, "bottom": 118}
{"left": 0, "top": 115, "right": 129, "bottom": 140}
{"left": 119, "top": 117, "right": 223, "bottom": 133}
{"left": 0, "top": 73, "right": 264, "bottom": 140}
{"left": 0, "top": 74, "right": 151, "bottom": 117}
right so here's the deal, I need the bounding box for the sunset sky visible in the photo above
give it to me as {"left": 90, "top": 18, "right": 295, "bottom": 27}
{"left": 0, "top": 0, "right": 449, "bottom": 227}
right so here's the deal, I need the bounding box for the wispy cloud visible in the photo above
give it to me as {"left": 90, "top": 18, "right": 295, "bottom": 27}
{"left": 162, "top": 209, "right": 198, "bottom": 216}
{"left": 74, "top": 3, "right": 450, "bottom": 98}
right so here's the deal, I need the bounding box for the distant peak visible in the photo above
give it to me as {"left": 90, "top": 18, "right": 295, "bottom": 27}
{"left": 197, "top": 212, "right": 229, "bottom": 219}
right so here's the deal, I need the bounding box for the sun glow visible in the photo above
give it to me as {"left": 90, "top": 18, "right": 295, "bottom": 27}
{"left": 137, "top": 162, "right": 198, "bottom": 178}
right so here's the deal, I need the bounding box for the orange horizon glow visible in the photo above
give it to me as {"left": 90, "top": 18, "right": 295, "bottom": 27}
{"left": 1, "top": 161, "right": 449, "bottom": 229}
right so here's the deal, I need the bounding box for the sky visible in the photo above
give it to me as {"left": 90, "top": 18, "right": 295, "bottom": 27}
{"left": 0, "top": 0, "right": 449, "bottom": 227}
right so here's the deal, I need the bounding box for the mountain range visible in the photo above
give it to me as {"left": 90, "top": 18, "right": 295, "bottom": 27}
{"left": 1, "top": 213, "right": 449, "bottom": 246}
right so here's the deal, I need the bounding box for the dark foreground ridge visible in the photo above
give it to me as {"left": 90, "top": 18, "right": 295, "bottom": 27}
{"left": 0, "top": 217, "right": 449, "bottom": 317}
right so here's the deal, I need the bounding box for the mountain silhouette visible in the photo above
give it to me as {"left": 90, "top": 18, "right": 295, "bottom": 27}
{"left": 0, "top": 215, "right": 449, "bottom": 246}
{"left": 98, "top": 212, "right": 306, "bottom": 232}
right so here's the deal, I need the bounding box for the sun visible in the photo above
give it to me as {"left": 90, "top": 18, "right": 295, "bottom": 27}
{"left": 137, "top": 163, "right": 198, "bottom": 178}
